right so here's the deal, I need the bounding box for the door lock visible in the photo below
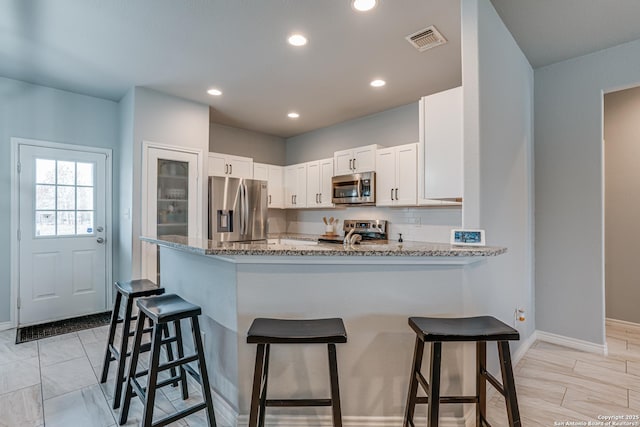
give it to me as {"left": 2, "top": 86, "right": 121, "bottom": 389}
{"left": 96, "top": 226, "right": 104, "bottom": 232}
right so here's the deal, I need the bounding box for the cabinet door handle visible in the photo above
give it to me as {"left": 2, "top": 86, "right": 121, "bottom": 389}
{"left": 319, "top": 193, "right": 322, "bottom": 204}
{"left": 395, "top": 188, "right": 399, "bottom": 200}
{"left": 229, "top": 164, "right": 233, "bottom": 175}
{"left": 391, "top": 189, "right": 394, "bottom": 200}
{"left": 294, "top": 195, "right": 296, "bottom": 204}
{"left": 269, "top": 195, "right": 272, "bottom": 205}
{"left": 349, "top": 159, "right": 353, "bottom": 170}
{"left": 225, "top": 164, "right": 228, "bottom": 174}
{"left": 353, "top": 158, "right": 356, "bottom": 171}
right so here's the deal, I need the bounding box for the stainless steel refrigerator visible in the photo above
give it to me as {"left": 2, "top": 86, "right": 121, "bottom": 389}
{"left": 208, "top": 177, "right": 268, "bottom": 242}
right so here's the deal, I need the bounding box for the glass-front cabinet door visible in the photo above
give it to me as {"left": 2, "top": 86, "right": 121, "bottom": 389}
{"left": 157, "top": 159, "right": 189, "bottom": 238}
{"left": 143, "top": 146, "right": 200, "bottom": 282}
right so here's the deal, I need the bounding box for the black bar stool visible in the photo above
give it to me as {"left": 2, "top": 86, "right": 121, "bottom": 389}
{"left": 403, "top": 316, "right": 521, "bottom": 427}
{"left": 119, "top": 293, "right": 216, "bottom": 427}
{"left": 247, "top": 318, "right": 347, "bottom": 427}
{"left": 100, "top": 279, "right": 176, "bottom": 409}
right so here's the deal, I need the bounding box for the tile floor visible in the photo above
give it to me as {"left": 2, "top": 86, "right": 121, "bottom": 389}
{"left": 0, "top": 320, "right": 639, "bottom": 426}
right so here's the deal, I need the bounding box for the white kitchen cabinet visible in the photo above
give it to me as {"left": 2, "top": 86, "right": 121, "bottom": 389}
{"left": 142, "top": 144, "right": 201, "bottom": 282}
{"left": 284, "top": 163, "right": 307, "bottom": 208}
{"left": 208, "top": 152, "right": 253, "bottom": 178}
{"left": 418, "top": 86, "right": 463, "bottom": 204}
{"left": 306, "top": 158, "right": 334, "bottom": 208}
{"left": 254, "top": 163, "right": 284, "bottom": 209}
{"left": 375, "top": 143, "right": 417, "bottom": 206}
{"left": 333, "top": 144, "right": 380, "bottom": 175}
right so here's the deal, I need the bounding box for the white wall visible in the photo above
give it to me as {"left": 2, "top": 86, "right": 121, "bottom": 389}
{"left": 535, "top": 38, "right": 640, "bottom": 344}
{"left": 460, "top": 0, "right": 535, "bottom": 363}
{"left": 118, "top": 87, "right": 209, "bottom": 280}
{"left": 0, "top": 76, "right": 119, "bottom": 323}
{"left": 210, "top": 122, "right": 286, "bottom": 166}
{"left": 604, "top": 87, "right": 640, "bottom": 324}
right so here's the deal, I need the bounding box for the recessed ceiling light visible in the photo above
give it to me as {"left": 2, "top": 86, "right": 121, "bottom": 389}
{"left": 370, "top": 79, "right": 386, "bottom": 87}
{"left": 288, "top": 112, "right": 300, "bottom": 119}
{"left": 287, "top": 34, "right": 308, "bottom": 47}
{"left": 352, "top": 0, "right": 377, "bottom": 12}
{"left": 207, "top": 88, "right": 222, "bottom": 96}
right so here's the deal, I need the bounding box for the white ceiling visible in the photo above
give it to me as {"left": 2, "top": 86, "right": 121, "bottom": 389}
{"left": 489, "top": 0, "right": 640, "bottom": 69}
{"left": 4, "top": 1, "right": 640, "bottom": 139}
{"left": 0, "top": 0, "right": 462, "bottom": 138}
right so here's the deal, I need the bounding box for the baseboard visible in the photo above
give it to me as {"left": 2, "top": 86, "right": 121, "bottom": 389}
{"left": 0, "top": 321, "right": 14, "bottom": 332}
{"left": 226, "top": 414, "right": 465, "bottom": 427}
{"left": 535, "top": 330, "right": 607, "bottom": 355}
{"left": 606, "top": 317, "right": 640, "bottom": 330}
{"left": 512, "top": 330, "right": 537, "bottom": 365}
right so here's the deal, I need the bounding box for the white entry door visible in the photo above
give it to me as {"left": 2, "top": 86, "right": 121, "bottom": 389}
{"left": 18, "top": 144, "right": 108, "bottom": 325}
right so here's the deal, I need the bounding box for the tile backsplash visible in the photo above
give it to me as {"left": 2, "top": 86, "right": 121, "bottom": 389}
{"left": 268, "top": 206, "right": 462, "bottom": 243}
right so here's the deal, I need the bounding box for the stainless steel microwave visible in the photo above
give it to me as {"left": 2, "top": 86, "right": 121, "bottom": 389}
{"left": 331, "top": 172, "right": 376, "bottom": 205}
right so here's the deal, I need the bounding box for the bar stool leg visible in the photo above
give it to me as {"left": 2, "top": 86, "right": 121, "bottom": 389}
{"left": 113, "top": 296, "right": 134, "bottom": 409}
{"left": 258, "top": 344, "right": 270, "bottom": 427}
{"left": 403, "top": 336, "right": 425, "bottom": 427}
{"left": 119, "top": 311, "right": 147, "bottom": 425}
{"left": 100, "top": 291, "right": 122, "bottom": 383}
{"left": 141, "top": 325, "right": 163, "bottom": 427}
{"left": 249, "top": 344, "right": 266, "bottom": 427}
{"left": 191, "top": 316, "right": 217, "bottom": 427}
{"left": 476, "top": 341, "right": 487, "bottom": 427}
{"left": 498, "top": 341, "right": 521, "bottom": 427}
{"left": 427, "top": 342, "right": 442, "bottom": 427}
{"left": 327, "top": 343, "right": 343, "bottom": 427}
{"left": 173, "top": 319, "right": 189, "bottom": 400}
{"left": 160, "top": 324, "right": 178, "bottom": 387}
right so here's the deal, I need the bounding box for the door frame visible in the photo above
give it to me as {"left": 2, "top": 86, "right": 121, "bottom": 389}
{"left": 10, "top": 137, "right": 113, "bottom": 328}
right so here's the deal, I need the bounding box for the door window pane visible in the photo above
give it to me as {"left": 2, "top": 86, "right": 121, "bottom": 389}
{"left": 36, "top": 159, "right": 56, "bottom": 184}
{"left": 35, "top": 158, "right": 96, "bottom": 237}
{"left": 76, "top": 162, "right": 94, "bottom": 186}
{"left": 57, "top": 186, "right": 76, "bottom": 210}
{"left": 77, "top": 187, "right": 93, "bottom": 210}
{"left": 36, "top": 185, "right": 55, "bottom": 210}
{"left": 35, "top": 211, "right": 56, "bottom": 236}
{"left": 57, "top": 161, "right": 75, "bottom": 185}
{"left": 57, "top": 211, "right": 76, "bottom": 235}
{"left": 77, "top": 212, "right": 94, "bottom": 235}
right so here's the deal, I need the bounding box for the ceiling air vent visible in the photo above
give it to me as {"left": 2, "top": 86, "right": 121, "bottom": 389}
{"left": 405, "top": 25, "right": 447, "bottom": 52}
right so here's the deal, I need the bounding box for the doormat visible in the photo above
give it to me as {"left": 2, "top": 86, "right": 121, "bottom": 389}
{"left": 16, "top": 311, "right": 112, "bottom": 344}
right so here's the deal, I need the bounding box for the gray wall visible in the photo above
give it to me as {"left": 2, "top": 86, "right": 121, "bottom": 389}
{"left": 210, "top": 123, "right": 286, "bottom": 166}
{"left": 285, "top": 102, "right": 419, "bottom": 164}
{"left": 461, "top": 0, "right": 535, "bottom": 355}
{"left": 604, "top": 87, "right": 640, "bottom": 324}
{"left": 535, "top": 38, "right": 640, "bottom": 344}
{"left": 0, "top": 76, "right": 119, "bottom": 323}
{"left": 118, "top": 87, "right": 210, "bottom": 281}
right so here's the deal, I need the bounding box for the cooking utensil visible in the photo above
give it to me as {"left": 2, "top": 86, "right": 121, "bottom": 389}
{"left": 329, "top": 216, "right": 334, "bottom": 224}
{"left": 323, "top": 217, "right": 328, "bottom": 225}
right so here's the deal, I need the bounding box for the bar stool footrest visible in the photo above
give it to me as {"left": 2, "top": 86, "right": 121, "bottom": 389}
{"left": 266, "top": 398, "right": 333, "bottom": 407}
{"left": 414, "top": 396, "right": 479, "bottom": 404}
{"left": 151, "top": 402, "right": 207, "bottom": 427}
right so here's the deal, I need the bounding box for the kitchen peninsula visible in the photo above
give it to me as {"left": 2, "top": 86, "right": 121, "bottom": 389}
{"left": 142, "top": 235, "right": 505, "bottom": 425}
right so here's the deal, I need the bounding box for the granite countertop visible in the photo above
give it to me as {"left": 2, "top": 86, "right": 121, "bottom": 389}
{"left": 141, "top": 234, "right": 507, "bottom": 258}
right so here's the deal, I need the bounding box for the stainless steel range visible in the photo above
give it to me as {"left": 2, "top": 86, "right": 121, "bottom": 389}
{"left": 318, "top": 219, "right": 388, "bottom": 244}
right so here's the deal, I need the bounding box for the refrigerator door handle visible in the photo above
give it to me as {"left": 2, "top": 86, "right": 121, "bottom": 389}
{"left": 244, "top": 183, "right": 249, "bottom": 235}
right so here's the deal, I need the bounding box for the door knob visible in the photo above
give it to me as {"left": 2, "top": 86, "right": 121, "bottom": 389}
{"left": 96, "top": 226, "right": 104, "bottom": 232}
{"left": 97, "top": 237, "right": 105, "bottom": 244}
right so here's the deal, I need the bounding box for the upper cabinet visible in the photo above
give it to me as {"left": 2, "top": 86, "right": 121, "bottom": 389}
{"left": 334, "top": 144, "right": 379, "bottom": 175}
{"left": 254, "top": 163, "right": 284, "bottom": 209}
{"left": 208, "top": 152, "right": 253, "bottom": 178}
{"left": 284, "top": 163, "right": 307, "bottom": 208}
{"left": 306, "top": 158, "right": 334, "bottom": 208}
{"left": 376, "top": 143, "right": 417, "bottom": 206}
{"left": 418, "top": 86, "right": 463, "bottom": 204}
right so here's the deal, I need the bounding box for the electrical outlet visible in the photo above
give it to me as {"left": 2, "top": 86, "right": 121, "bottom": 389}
{"left": 201, "top": 331, "right": 206, "bottom": 347}
{"left": 406, "top": 217, "right": 421, "bottom": 225}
